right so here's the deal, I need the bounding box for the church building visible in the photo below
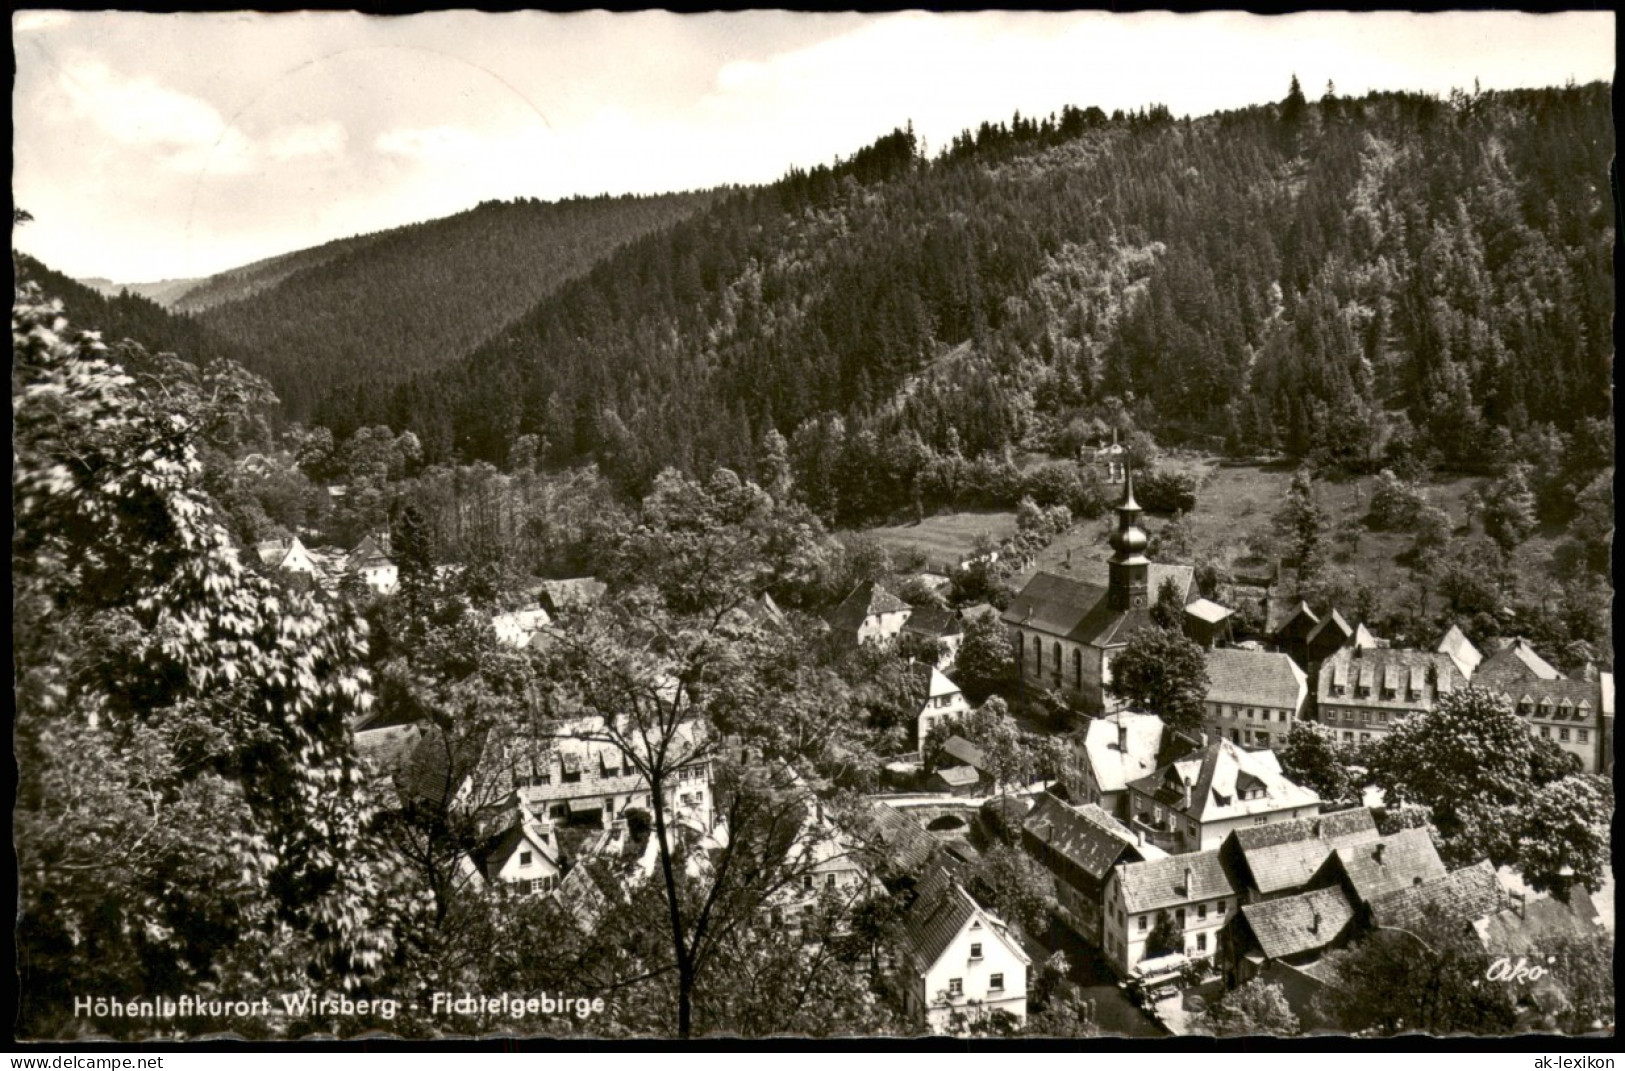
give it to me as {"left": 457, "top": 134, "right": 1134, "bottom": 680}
{"left": 1003, "top": 472, "right": 1196, "bottom": 715}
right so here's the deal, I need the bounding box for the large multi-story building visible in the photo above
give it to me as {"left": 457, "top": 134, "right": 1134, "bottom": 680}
{"left": 1102, "top": 850, "right": 1236, "bottom": 975}
{"left": 1124, "top": 738, "right": 1321, "bottom": 854}
{"left": 1202, "top": 648, "right": 1309, "bottom": 750}
{"left": 1315, "top": 647, "right": 1468, "bottom": 745}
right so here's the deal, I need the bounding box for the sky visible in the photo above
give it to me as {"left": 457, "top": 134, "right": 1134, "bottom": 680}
{"left": 11, "top": 10, "right": 1616, "bottom": 283}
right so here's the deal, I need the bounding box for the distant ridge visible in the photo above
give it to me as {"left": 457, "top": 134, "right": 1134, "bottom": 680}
{"left": 76, "top": 275, "right": 207, "bottom": 308}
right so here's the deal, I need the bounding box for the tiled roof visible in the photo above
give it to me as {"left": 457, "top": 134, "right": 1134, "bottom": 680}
{"left": 1436, "top": 624, "right": 1483, "bottom": 679}
{"left": 939, "top": 735, "right": 986, "bottom": 771}
{"left": 1205, "top": 648, "right": 1307, "bottom": 711}
{"left": 1231, "top": 808, "right": 1380, "bottom": 895}
{"left": 826, "top": 581, "right": 911, "bottom": 634}
{"left": 349, "top": 533, "right": 393, "bottom": 568}
{"left": 1368, "top": 860, "right": 1508, "bottom": 933}
{"left": 1117, "top": 849, "right": 1234, "bottom": 914}
{"left": 934, "top": 766, "right": 980, "bottom": 788}
{"left": 902, "top": 605, "right": 962, "bottom": 639}
{"left": 1241, "top": 885, "right": 1358, "bottom": 960}
{"left": 1317, "top": 647, "right": 1467, "bottom": 709}
{"left": 1081, "top": 712, "right": 1165, "bottom": 794}
{"left": 1128, "top": 738, "right": 1319, "bottom": 824}
{"left": 1023, "top": 794, "right": 1142, "bottom": 882}
{"left": 256, "top": 537, "right": 293, "bottom": 565}
{"left": 902, "top": 866, "right": 1029, "bottom": 975}
{"left": 1002, "top": 572, "right": 1110, "bottom": 640}
{"left": 863, "top": 802, "right": 941, "bottom": 877}
{"left": 1329, "top": 828, "right": 1447, "bottom": 905}
{"left": 481, "top": 814, "right": 560, "bottom": 881}
{"left": 1472, "top": 889, "right": 1606, "bottom": 956}
{"left": 397, "top": 724, "right": 484, "bottom": 808}
{"left": 1475, "top": 639, "right": 1562, "bottom": 684}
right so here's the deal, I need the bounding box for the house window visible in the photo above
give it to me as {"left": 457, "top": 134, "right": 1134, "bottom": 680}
{"left": 990, "top": 973, "right": 1005, "bottom": 992}
{"left": 1197, "top": 904, "right": 1208, "bottom": 920}
{"left": 1540, "top": 726, "right": 1551, "bottom": 738}
{"left": 519, "top": 851, "right": 532, "bottom": 867}
{"left": 1559, "top": 728, "right": 1570, "bottom": 742}
{"left": 1261, "top": 710, "right": 1271, "bottom": 722}
{"left": 802, "top": 874, "right": 814, "bottom": 892}
{"left": 1138, "top": 916, "right": 1148, "bottom": 932}
{"left": 1343, "top": 732, "right": 1354, "bottom": 743}
{"left": 1246, "top": 709, "right": 1255, "bottom": 719}
{"left": 827, "top": 874, "right": 837, "bottom": 889}
{"left": 1217, "top": 900, "right": 1226, "bottom": 914}
{"left": 1578, "top": 730, "right": 1590, "bottom": 744}
{"left": 1256, "top": 733, "right": 1270, "bottom": 746}
{"left": 1197, "top": 932, "right": 1208, "bottom": 952}
{"left": 1254, "top": 816, "right": 1268, "bottom": 825}
{"left": 970, "top": 942, "right": 983, "bottom": 960}
{"left": 1379, "top": 712, "right": 1388, "bottom": 723}
{"left": 948, "top": 978, "right": 963, "bottom": 998}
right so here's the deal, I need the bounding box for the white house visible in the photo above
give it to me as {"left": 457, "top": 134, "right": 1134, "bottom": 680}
{"left": 908, "top": 662, "right": 973, "bottom": 754}
{"left": 1103, "top": 850, "right": 1236, "bottom": 976}
{"left": 899, "top": 867, "right": 1030, "bottom": 1034}
{"left": 825, "top": 581, "right": 913, "bottom": 646}
{"left": 1124, "top": 738, "right": 1321, "bottom": 854}
{"left": 255, "top": 535, "right": 319, "bottom": 577}
{"left": 348, "top": 533, "right": 398, "bottom": 595}
{"left": 1075, "top": 711, "right": 1174, "bottom": 819}
{"left": 481, "top": 808, "right": 565, "bottom": 895}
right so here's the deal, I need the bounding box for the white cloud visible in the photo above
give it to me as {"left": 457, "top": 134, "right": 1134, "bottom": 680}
{"left": 266, "top": 120, "right": 347, "bottom": 161}
{"left": 57, "top": 59, "right": 254, "bottom": 174}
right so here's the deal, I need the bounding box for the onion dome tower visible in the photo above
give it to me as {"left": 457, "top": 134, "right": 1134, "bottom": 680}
{"left": 1108, "top": 468, "right": 1151, "bottom": 611}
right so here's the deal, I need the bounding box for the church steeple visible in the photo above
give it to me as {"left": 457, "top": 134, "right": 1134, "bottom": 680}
{"left": 1108, "top": 467, "right": 1150, "bottom": 612}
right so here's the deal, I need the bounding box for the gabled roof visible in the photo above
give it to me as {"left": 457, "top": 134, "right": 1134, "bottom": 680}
{"left": 1116, "top": 849, "right": 1234, "bottom": 914}
{"left": 1081, "top": 712, "right": 1165, "bottom": 794}
{"left": 1327, "top": 828, "right": 1447, "bottom": 905}
{"left": 1229, "top": 808, "right": 1380, "bottom": 895}
{"left": 863, "top": 802, "right": 941, "bottom": 877}
{"left": 1352, "top": 624, "right": 1384, "bottom": 650}
{"left": 1274, "top": 602, "right": 1321, "bottom": 643}
{"left": 902, "top": 866, "right": 1030, "bottom": 973}
{"left": 349, "top": 533, "right": 393, "bottom": 568}
{"left": 1023, "top": 794, "right": 1143, "bottom": 882}
{"left": 481, "top": 813, "right": 560, "bottom": 880}
{"left": 938, "top": 735, "right": 986, "bottom": 772}
{"left": 1472, "top": 889, "right": 1606, "bottom": 956}
{"left": 1435, "top": 624, "right": 1483, "bottom": 679}
{"left": 397, "top": 724, "right": 484, "bottom": 809}
{"left": 1128, "top": 738, "right": 1319, "bottom": 824}
{"left": 902, "top": 605, "right": 963, "bottom": 640}
{"left": 826, "top": 581, "right": 911, "bottom": 634}
{"left": 739, "top": 592, "right": 786, "bottom": 627}
{"left": 1476, "top": 639, "right": 1562, "bottom": 685}
{"left": 934, "top": 765, "right": 980, "bottom": 788}
{"left": 1307, "top": 609, "right": 1353, "bottom": 649}
{"left": 1368, "top": 860, "right": 1508, "bottom": 933}
{"left": 1241, "top": 885, "right": 1357, "bottom": 960}
{"left": 903, "top": 661, "right": 963, "bottom": 711}
{"left": 1205, "top": 648, "right": 1308, "bottom": 711}
{"left": 255, "top": 536, "right": 297, "bottom": 566}
{"left": 1185, "top": 597, "right": 1232, "bottom": 625}
{"left": 1002, "top": 571, "right": 1110, "bottom": 640}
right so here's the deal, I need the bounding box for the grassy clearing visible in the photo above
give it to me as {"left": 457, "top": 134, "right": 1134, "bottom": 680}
{"left": 863, "top": 510, "right": 1018, "bottom": 571}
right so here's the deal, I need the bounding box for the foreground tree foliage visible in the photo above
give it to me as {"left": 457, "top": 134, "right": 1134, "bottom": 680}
{"left": 1203, "top": 979, "right": 1301, "bottom": 1037}
{"left": 1367, "top": 688, "right": 1608, "bottom": 896}
{"left": 13, "top": 287, "right": 389, "bottom": 1038}
{"left": 1105, "top": 625, "right": 1210, "bottom": 735}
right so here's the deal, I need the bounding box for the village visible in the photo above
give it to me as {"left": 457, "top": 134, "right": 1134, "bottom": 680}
{"left": 251, "top": 455, "right": 1614, "bottom": 1038}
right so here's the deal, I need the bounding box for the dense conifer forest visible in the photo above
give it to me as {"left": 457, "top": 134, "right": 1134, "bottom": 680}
{"left": 314, "top": 83, "right": 1609, "bottom": 526}
{"left": 189, "top": 192, "right": 722, "bottom": 419}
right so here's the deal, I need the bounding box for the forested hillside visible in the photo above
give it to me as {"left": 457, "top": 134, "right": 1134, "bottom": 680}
{"left": 18, "top": 254, "right": 254, "bottom": 370}
{"left": 369, "top": 83, "right": 1610, "bottom": 525}
{"left": 192, "top": 191, "right": 722, "bottom": 420}
{"left": 168, "top": 231, "right": 393, "bottom": 312}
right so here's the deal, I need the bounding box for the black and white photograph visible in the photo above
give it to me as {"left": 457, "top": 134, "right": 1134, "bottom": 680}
{"left": 11, "top": 8, "right": 1616, "bottom": 1045}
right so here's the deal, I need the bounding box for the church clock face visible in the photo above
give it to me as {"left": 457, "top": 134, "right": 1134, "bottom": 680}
{"left": 1132, "top": 595, "right": 1144, "bottom": 607}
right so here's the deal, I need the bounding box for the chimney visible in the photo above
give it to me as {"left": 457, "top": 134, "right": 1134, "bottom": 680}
{"left": 1373, "top": 842, "right": 1386, "bottom": 865}
{"left": 1310, "top": 910, "right": 1321, "bottom": 935}
{"left": 1117, "top": 719, "right": 1128, "bottom": 753}
{"left": 1181, "top": 778, "right": 1192, "bottom": 811}
{"left": 1183, "top": 866, "right": 1194, "bottom": 897}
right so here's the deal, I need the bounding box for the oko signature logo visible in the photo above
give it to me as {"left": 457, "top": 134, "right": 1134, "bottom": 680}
{"left": 1485, "top": 955, "right": 1558, "bottom": 984}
